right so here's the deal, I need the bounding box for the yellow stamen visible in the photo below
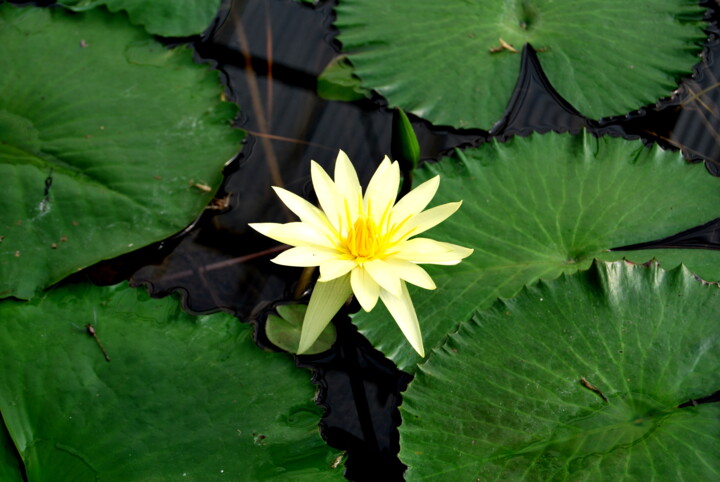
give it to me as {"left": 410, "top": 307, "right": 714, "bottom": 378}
{"left": 343, "top": 216, "right": 388, "bottom": 260}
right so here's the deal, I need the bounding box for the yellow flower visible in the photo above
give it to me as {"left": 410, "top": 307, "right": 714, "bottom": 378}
{"left": 250, "top": 150, "right": 472, "bottom": 356}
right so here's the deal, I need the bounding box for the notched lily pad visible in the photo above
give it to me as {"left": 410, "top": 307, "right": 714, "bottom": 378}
{"left": 0, "top": 4, "right": 244, "bottom": 300}
{"left": 266, "top": 303, "right": 337, "bottom": 354}
{"left": 353, "top": 132, "right": 720, "bottom": 372}
{"left": 400, "top": 261, "right": 720, "bottom": 480}
{"left": 335, "top": 0, "right": 706, "bottom": 128}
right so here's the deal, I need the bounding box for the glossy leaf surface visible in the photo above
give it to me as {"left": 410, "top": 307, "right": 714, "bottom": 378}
{"left": 400, "top": 261, "right": 720, "bottom": 480}
{"left": 0, "top": 5, "right": 243, "bottom": 299}
{"left": 354, "top": 132, "right": 720, "bottom": 371}
{"left": 336, "top": 0, "right": 705, "bottom": 128}
{"left": 0, "top": 282, "right": 343, "bottom": 480}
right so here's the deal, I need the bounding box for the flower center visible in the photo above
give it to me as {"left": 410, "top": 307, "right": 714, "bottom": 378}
{"left": 345, "top": 217, "right": 382, "bottom": 259}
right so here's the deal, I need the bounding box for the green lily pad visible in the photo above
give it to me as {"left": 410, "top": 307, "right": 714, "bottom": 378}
{"left": 399, "top": 261, "right": 720, "bottom": 480}
{"left": 266, "top": 303, "right": 337, "bottom": 355}
{"left": 335, "top": 0, "right": 706, "bottom": 128}
{"left": 0, "top": 4, "right": 244, "bottom": 300}
{"left": 0, "top": 282, "right": 343, "bottom": 480}
{"left": 354, "top": 132, "right": 720, "bottom": 372}
{"left": 57, "top": 0, "right": 221, "bottom": 37}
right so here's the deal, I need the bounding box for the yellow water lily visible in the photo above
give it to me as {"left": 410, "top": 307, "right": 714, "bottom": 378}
{"left": 250, "top": 150, "right": 472, "bottom": 356}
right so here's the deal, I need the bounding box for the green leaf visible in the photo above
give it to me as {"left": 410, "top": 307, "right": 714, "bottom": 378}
{"left": 57, "top": 0, "right": 221, "bottom": 37}
{"left": 0, "top": 282, "right": 343, "bottom": 480}
{"left": 266, "top": 303, "right": 337, "bottom": 355}
{"left": 317, "top": 56, "right": 371, "bottom": 102}
{"left": 399, "top": 261, "right": 720, "bottom": 480}
{"left": 354, "top": 132, "right": 720, "bottom": 372}
{"left": 335, "top": 0, "right": 706, "bottom": 128}
{"left": 0, "top": 5, "right": 244, "bottom": 300}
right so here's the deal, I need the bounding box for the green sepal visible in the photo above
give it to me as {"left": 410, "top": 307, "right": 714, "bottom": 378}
{"left": 297, "top": 275, "right": 352, "bottom": 354}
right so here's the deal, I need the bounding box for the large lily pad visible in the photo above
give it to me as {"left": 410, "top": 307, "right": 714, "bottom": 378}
{"left": 354, "top": 132, "right": 720, "bottom": 372}
{"left": 0, "top": 282, "right": 343, "bottom": 480}
{"left": 400, "top": 261, "right": 720, "bottom": 480}
{"left": 0, "top": 4, "right": 243, "bottom": 300}
{"left": 335, "top": 0, "right": 706, "bottom": 128}
{"left": 58, "top": 0, "right": 221, "bottom": 37}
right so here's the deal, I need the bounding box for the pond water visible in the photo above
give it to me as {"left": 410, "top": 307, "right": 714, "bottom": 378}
{"left": 80, "top": 0, "right": 720, "bottom": 479}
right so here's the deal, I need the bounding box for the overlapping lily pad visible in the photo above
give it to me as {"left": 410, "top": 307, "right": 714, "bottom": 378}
{"left": 354, "top": 132, "right": 720, "bottom": 371}
{"left": 400, "top": 261, "right": 720, "bottom": 480}
{"left": 58, "top": 0, "right": 221, "bottom": 37}
{"left": 0, "top": 4, "right": 244, "bottom": 299}
{"left": 335, "top": 0, "right": 706, "bottom": 128}
{"left": 0, "top": 282, "right": 343, "bottom": 480}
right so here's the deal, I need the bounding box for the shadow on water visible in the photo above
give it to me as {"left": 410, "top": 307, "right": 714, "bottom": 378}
{"left": 75, "top": 0, "right": 720, "bottom": 480}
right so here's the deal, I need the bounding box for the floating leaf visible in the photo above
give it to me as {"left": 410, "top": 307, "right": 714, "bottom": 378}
{"left": 335, "top": 0, "right": 706, "bottom": 128}
{"left": 400, "top": 261, "right": 720, "bottom": 480}
{"left": 266, "top": 303, "right": 337, "bottom": 355}
{"left": 0, "top": 282, "right": 343, "bottom": 480}
{"left": 0, "top": 5, "right": 243, "bottom": 299}
{"left": 354, "top": 132, "right": 720, "bottom": 371}
{"left": 57, "top": 0, "right": 221, "bottom": 37}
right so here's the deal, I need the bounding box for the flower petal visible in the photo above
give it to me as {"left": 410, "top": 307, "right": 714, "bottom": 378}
{"left": 250, "top": 222, "right": 334, "bottom": 248}
{"left": 319, "top": 258, "right": 357, "bottom": 281}
{"left": 351, "top": 266, "right": 380, "bottom": 311}
{"left": 272, "top": 186, "right": 333, "bottom": 231}
{"left": 311, "top": 160, "right": 343, "bottom": 230}
{"left": 333, "top": 150, "right": 363, "bottom": 221}
{"left": 363, "top": 258, "right": 402, "bottom": 296}
{"left": 382, "top": 258, "right": 436, "bottom": 290}
{"left": 271, "top": 246, "right": 338, "bottom": 267}
{"left": 393, "top": 201, "right": 462, "bottom": 241}
{"left": 392, "top": 238, "right": 474, "bottom": 265}
{"left": 364, "top": 156, "right": 400, "bottom": 226}
{"left": 298, "top": 275, "right": 352, "bottom": 354}
{"left": 389, "top": 175, "right": 440, "bottom": 227}
{"left": 380, "top": 282, "right": 425, "bottom": 357}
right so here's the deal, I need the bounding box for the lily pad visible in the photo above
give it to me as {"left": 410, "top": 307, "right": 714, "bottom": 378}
{"left": 0, "top": 4, "right": 244, "bottom": 300}
{"left": 399, "top": 261, "right": 720, "bottom": 480}
{"left": 354, "top": 132, "right": 720, "bottom": 372}
{"left": 335, "top": 0, "right": 706, "bottom": 128}
{"left": 57, "top": 0, "right": 221, "bottom": 37}
{"left": 0, "top": 282, "right": 343, "bottom": 480}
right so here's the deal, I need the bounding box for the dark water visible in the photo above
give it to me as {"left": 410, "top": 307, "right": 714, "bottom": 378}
{"left": 69, "top": 0, "right": 720, "bottom": 479}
